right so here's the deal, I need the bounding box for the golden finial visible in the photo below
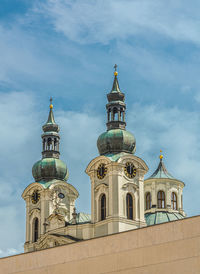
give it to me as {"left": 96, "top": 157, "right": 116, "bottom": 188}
{"left": 50, "top": 97, "right": 53, "bottom": 109}
{"left": 114, "top": 64, "right": 118, "bottom": 76}
{"left": 159, "top": 150, "right": 163, "bottom": 160}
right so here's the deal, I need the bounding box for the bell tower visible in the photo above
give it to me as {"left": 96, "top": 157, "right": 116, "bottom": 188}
{"left": 86, "top": 66, "right": 148, "bottom": 237}
{"left": 22, "top": 100, "right": 79, "bottom": 252}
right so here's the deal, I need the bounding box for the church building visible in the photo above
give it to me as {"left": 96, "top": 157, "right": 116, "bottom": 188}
{"left": 22, "top": 68, "right": 186, "bottom": 252}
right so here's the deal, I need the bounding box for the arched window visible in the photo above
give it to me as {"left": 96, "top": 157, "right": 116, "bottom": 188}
{"left": 100, "top": 194, "right": 106, "bottom": 221}
{"left": 157, "top": 191, "right": 165, "bottom": 209}
{"left": 146, "top": 192, "right": 151, "bottom": 210}
{"left": 126, "top": 193, "right": 133, "bottom": 220}
{"left": 171, "top": 192, "right": 177, "bottom": 210}
{"left": 33, "top": 218, "right": 39, "bottom": 242}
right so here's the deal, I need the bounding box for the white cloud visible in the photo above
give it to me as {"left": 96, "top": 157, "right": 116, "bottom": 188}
{"left": 0, "top": 24, "right": 81, "bottom": 88}
{"left": 39, "top": 0, "right": 200, "bottom": 45}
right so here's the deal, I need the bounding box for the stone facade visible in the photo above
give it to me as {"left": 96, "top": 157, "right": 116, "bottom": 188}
{"left": 86, "top": 154, "right": 148, "bottom": 237}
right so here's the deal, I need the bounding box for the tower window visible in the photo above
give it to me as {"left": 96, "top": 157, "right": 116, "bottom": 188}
{"left": 146, "top": 192, "right": 151, "bottom": 210}
{"left": 157, "top": 191, "right": 165, "bottom": 209}
{"left": 171, "top": 192, "right": 177, "bottom": 210}
{"left": 126, "top": 193, "right": 133, "bottom": 220}
{"left": 33, "top": 218, "right": 39, "bottom": 242}
{"left": 100, "top": 194, "right": 106, "bottom": 221}
{"left": 47, "top": 138, "right": 52, "bottom": 150}
{"left": 113, "top": 107, "right": 118, "bottom": 121}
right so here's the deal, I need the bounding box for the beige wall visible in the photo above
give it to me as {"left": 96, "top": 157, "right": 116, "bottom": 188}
{"left": 1, "top": 215, "right": 200, "bottom": 274}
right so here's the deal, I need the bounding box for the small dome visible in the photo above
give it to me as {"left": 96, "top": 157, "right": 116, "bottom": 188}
{"left": 97, "top": 129, "right": 136, "bottom": 155}
{"left": 32, "top": 158, "right": 69, "bottom": 182}
{"left": 147, "top": 159, "right": 175, "bottom": 180}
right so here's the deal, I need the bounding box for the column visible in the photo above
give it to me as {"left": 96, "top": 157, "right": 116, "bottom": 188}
{"left": 138, "top": 176, "right": 145, "bottom": 223}
{"left": 122, "top": 111, "right": 125, "bottom": 122}
{"left": 111, "top": 109, "right": 114, "bottom": 121}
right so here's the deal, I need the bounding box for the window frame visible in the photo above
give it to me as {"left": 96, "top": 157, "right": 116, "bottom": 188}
{"left": 157, "top": 191, "right": 165, "bottom": 209}
{"left": 146, "top": 192, "right": 151, "bottom": 210}
{"left": 126, "top": 193, "right": 133, "bottom": 220}
{"left": 33, "top": 217, "right": 39, "bottom": 242}
{"left": 171, "top": 192, "right": 178, "bottom": 210}
{"left": 100, "top": 194, "right": 106, "bottom": 221}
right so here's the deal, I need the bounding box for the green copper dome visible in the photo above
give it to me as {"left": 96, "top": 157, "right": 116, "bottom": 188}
{"left": 32, "top": 158, "right": 69, "bottom": 182}
{"left": 145, "top": 212, "right": 184, "bottom": 226}
{"left": 97, "top": 129, "right": 136, "bottom": 155}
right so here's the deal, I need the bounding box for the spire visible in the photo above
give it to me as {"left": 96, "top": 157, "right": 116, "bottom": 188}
{"left": 106, "top": 65, "right": 126, "bottom": 130}
{"left": 41, "top": 99, "right": 60, "bottom": 159}
{"left": 46, "top": 97, "right": 55, "bottom": 124}
{"left": 111, "top": 64, "right": 121, "bottom": 93}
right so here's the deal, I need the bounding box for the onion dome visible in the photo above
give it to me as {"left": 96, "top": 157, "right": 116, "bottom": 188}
{"left": 97, "top": 129, "right": 136, "bottom": 155}
{"left": 32, "top": 158, "right": 68, "bottom": 181}
{"left": 97, "top": 65, "right": 136, "bottom": 155}
{"left": 32, "top": 98, "right": 69, "bottom": 182}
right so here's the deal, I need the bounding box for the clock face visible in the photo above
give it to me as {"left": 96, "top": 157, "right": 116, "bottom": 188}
{"left": 31, "top": 190, "right": 40, "bottom": 204}
{"left": 97, "top": 163, "right": 107, "bottom": 179}
{"left": 124, "top": 162, "right": 136, "bottom": 178}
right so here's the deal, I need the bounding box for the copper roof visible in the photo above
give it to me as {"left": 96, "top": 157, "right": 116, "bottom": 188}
{"left": 147, "top": 159, "right": 175, "bottom": 179}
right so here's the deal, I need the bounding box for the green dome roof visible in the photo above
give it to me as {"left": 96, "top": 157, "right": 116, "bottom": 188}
{"left": 145, "top": 211, "right": 184, "bottom": 226}
{"left": 32, "top": 158, "right": 69, "bottom": 182}
{"left": 97, "top": 129, "right": 136, "bottom": 155}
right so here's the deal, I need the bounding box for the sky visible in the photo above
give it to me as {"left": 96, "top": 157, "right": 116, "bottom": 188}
{"left": 0, "top": 0, "right": 200, "bottom": 257}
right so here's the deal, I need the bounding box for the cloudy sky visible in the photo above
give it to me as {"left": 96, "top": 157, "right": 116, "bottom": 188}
{"left": 1, "top": 0, "right": 200, "bottom": 257}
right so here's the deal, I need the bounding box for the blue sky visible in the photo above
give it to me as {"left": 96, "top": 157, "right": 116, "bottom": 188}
{"left": 1, "top": 0, "right": 200, "bottom": 257}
